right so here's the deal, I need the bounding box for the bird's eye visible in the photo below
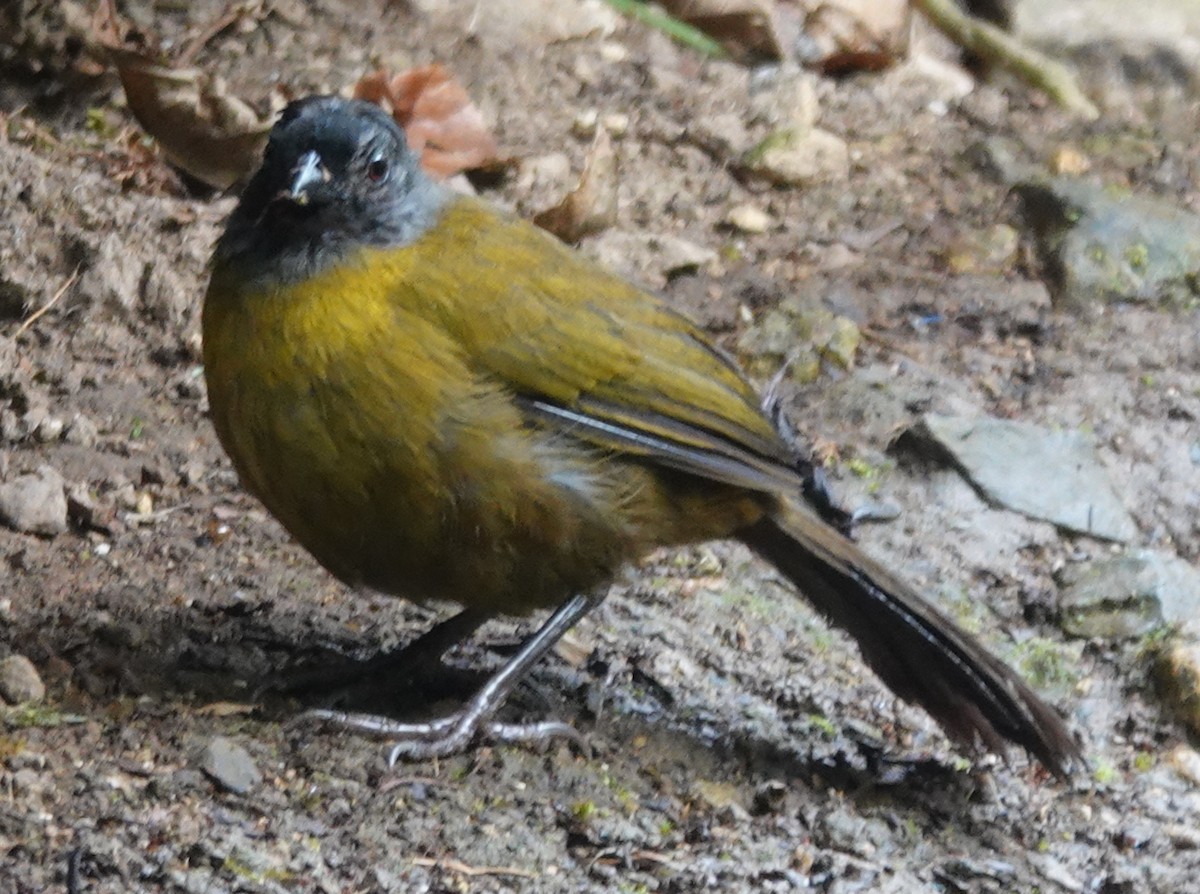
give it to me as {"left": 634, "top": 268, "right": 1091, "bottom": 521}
{"left": 366, "top": 155, "right": 390, "bottom": 183}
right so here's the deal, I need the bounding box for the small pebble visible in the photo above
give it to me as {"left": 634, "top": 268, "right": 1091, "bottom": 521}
{"left": 0, "top": 465, "right": 68, "bottom": 536}
{"left": 572, "top": 109, "right": 599, "bottom": 138}
{"left": 0, "top": 654, "right": 46, "bottom": 705}
{"left": 726, "top": 205, "right": 771, "bottom": 234}
{"left": 743, "top": 127, "right": 849, "bottom": 187}
{"left": 33, "top": 417, "right": 64, "bottom": 443}
{"left": 601, "top": 113, "right": 629, "bottom": 137}
{"left": 599, "top": 41, "right": 628, "bottom": 63}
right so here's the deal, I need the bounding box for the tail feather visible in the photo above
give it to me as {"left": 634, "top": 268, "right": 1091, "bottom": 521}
{"left": 739, "top": 502, "right": 1080, "bottom": 778}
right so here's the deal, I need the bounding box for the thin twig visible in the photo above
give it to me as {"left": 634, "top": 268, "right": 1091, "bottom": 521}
{"left": 913, "top": 0, "right": 1100, "bottom": 121}
{"left": 15, "top": 264, "right": 81, "bottom": 336}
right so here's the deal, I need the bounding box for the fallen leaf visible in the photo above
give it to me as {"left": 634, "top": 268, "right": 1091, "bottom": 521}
{"left": 354, "top": 65, "right": 500, "bottom": 179}
{"left": 93, "top": 1, "right": 270, "bottom": 189}
{"left": 533, "top": 128, "right": 618, "bottom": 243}
{"left": 800, "top": 0, "right": 911, "bottom": 74}
{"left": 659, "top": 0, "right": 784, "bottom": 61}
{"left": 109, "top": 52, "right": 271, "bottom": 189}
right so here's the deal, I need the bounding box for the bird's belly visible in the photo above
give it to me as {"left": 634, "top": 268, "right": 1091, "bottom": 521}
{"left": 218, "top": 384, "right": 638, "bottom": 615}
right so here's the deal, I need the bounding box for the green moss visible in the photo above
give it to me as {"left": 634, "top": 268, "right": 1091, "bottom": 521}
{"left": 806, "top": 713, "right": 837, "bottom": 738}
{"left": 1093, "top": 759, "right": 1119, "bottom": 785}
{"left": 222, "top": 855, "right": 293, "bottom": 884}
{"left": 1124, "top": 242, "right": 1150, "bottom": 271}
{"left": 1012, "top": 637, "right": 1072, "bottom": 689}
{"left": 572, "top": 799, "right": 598, "bottom": 823}
{"left": 743, "top": 129, "right": 802, "bottom": 166}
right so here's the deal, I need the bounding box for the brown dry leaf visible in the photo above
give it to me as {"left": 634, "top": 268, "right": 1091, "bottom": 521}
{"left": 660, "top": 0, "right": 784, "bottom": 61}
{"left": 801, "top": 0, "right": 911, "bottom": 74}
{"left": 532, "top": 129, "right": 618, "bottom": 244}
{"left": 354, "top": 65, "right": 500, "bottom": 179}
{"left": 93, "top": 1, "right": 270, "bottom": 189}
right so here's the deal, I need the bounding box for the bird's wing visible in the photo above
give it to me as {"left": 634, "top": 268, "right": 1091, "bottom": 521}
{"left": 405, "top": 197, "right": 803, "bottom": 494}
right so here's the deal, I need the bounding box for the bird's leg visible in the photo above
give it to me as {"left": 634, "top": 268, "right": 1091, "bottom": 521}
{"left": 299, "top": 592, "right": 604, "bottom": 762}
{"left": 261, "top": 606, "right": 490, "bottom": 700}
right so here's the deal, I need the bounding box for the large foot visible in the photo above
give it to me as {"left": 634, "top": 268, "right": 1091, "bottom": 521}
{"left": 301, "top": 706, "right": 586, "bottom": 762}
{"left": 296, "top": 592, "right": 603, "bottom": 762}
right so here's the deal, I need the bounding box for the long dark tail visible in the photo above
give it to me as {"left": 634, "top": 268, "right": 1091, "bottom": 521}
{"left": 739, "top": 501, "right": 1080, "bottom": 778}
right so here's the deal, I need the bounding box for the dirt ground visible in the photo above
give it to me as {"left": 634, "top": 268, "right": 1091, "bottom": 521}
{"left": 2, "top": 1, "right": 1200, "bottom": 891}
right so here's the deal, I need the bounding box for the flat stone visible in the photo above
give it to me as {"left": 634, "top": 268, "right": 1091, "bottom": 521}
{"left": 906, "top": 414, "right": 1137, "bottom": 542}
{"left": 1013, "top": 176, "right": 1200, "bottom": 308}
{"left": 198, "top": 736, "right": 261, "bottom": 794}
{"left": 63, "top": 413, "right": 100, "bottom": 447}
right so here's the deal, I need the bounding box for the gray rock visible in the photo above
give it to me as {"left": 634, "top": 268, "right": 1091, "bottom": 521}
{"left": 906, "top": 414, "right": 1136, "bottom": 542}
{"left": 65, "top": 484, "right": 116, "bottom": 534}
{"left": 1058, "top": 551, "right": 1200, "bottom": 640}
{"left": 725, "top": 204, "right": 771, "bottom": 234}
{"left": 1013, "top": 176, "right": 1200, "bottom": 308}
{"left": 586, "top": 230, "right": 717, "bottom": 281}
{"left": 687, "top": 111, "right": 752, "bottom": 160}
{"left": 0, "top": 465, "right": 68, "bottom": 536}
{"left": 33, "top": 417, "right": 63, "bottom": 443}
{"left": 747, "top": 64, "right": 820, "bottom": 130}
{"left": 198, "top": 736, "right": 262, "bottom": 794}
{"left": 742, "top": 127, "right": 849, "bottom": 186}
{"left": 0, "top": 654, "right": 45, "bottom": 704}
{"left": 63, "top": 413, "right": 100, "bottom": 447}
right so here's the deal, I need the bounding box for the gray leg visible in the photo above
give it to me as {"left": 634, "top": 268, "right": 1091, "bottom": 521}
{"left": 299, "top": 592, "right": 604, "bottom": 762}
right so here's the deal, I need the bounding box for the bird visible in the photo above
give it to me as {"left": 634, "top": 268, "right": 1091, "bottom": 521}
{"left": 202, "top": 95, "right": 1080, "bottom": 776}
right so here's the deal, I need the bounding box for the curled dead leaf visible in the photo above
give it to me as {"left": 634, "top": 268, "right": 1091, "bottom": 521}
{"left": 93, "top": 1, "right": 270, "bottom": 189}
{"left": 533, "top": 129, "right": 619, "bottom": 244}
{"left": 107, "top": 49, "right": 271, "bottom": 189}
{"left": 354, "top": 65, "right": 500, "bottom": 179}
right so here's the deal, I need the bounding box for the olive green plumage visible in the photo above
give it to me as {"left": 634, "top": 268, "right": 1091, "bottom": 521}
{"left": 203, "top": 96, "right": 1079, "bottom": 775}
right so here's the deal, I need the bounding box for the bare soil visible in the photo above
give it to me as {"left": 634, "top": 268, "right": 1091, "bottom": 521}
{"left": 2, "top": 1, "right": 1199, "bottom": 892}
